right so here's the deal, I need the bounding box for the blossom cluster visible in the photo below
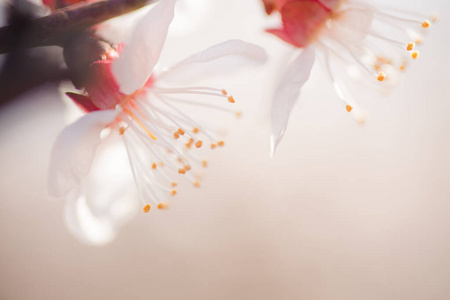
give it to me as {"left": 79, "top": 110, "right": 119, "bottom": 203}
{"left": 45, "top": 0, "right": 435, "bottom": 244}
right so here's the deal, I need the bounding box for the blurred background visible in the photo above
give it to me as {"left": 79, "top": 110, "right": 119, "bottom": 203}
{"left": 1, "top": 0, "right": 450, "bottom": 299}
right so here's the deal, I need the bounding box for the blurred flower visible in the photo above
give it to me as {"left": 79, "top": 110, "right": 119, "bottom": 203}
{"left": 263, "top": 0, "right": 435, "bottom": 155}
{"left": 49, "top": 0, "right": 267, "bottom": 245}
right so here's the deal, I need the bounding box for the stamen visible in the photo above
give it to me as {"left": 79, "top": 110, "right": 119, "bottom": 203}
{"left": 236, "top": 111, "right": 242, "bottom": 118}
{"left": 377, "top": 72, "right": 386, "bottom": 82}
{"left": 155, "top": 95, "right": 219, "bottom": 142}
{"left": 152, "top": 87, "right": 229, "bottom": 98}
{"left": 157, "top": 203, "right": 164, "bottom": 209}
{"left": 373, "top": 10, "right": 428, "bottom": 26}
{"left": 411, "top": 51, "right": 419, "bottom": 59}
{"left": 193, "top": 181, "right": 200, "bottom": 188}
{"left": 186, "top": 138, "right": 195, "bottom": 148}
{"left": 171, "top": 182, "right": 177, "bottom": 187}
{"left": 422, "top": 20, "right": 430, "bottom": 28}
{"left": 195, "top": 140, "right": 203, "bottom": 148}
{"left": 346, "top": 105, "right": 353, "bottom": 112}
{"left": 143, "top": 204, "right": 151, "bottom": 213}
{"left": 124, "top": 108, "right": 157, "bottom": 141}
{"left": 217, "top": 141, "right": 225, "bottom": 147}
{"left": 193, "top": 127, "right": 200, "bottom": 134}
{"left": 178, "top": 128, "right": 185, "bottom": 135}
{"left": 228, "top": 96, "right": 235, "bottom": 103}
{"left": 202, "top": 160, "right": 208, "bottom": 167}
{"left": 152, "top": 163, "right": 158, "bottom": 169}
{"left": 171, "top": 190, "right": 177, "bottom": 196}
{"left": 123, "top": 135, "right": 152, "bottom": 205}
{"left": 119, "top": 127, "right": 126, "bottom": 135}
{"left": 173, "top": 132, "right": 180, "bottom": 139}
{"left": 222, "top": 89, "right": 228, "bottom": 95}
{"left": 178, "top": 168, "right": 186, "bottom": 174}
{"left": 184, "top": 164, "right": 192, "bottom": 171}
{"left": 211, "top": 143, "right": 217, "bottom": 149}
{"left": 406, "top": 42, "right": 415, "bottom": 51}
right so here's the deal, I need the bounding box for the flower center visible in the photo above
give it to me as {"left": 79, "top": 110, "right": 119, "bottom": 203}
{"left": 116, "top": 83, "right": 240, "bottom": 213}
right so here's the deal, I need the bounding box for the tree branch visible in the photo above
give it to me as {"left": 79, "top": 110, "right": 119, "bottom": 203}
{"left": 0, "top": 0, "right": 157, "bottom": 54}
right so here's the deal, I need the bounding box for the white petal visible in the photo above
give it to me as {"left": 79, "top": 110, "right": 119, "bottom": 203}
{"left": 64, "top": 138, "right": 138, "bottom": 246}
{"left": 112, "top": 0, "right": 176, "bottom": 94}
{"left": 270, "top": 47, "right": 316, "bottom": 157}
{"left": 65, "top": 188, "right": 117, "bottom": 245}
{"left": 170, "top": 0, "right": 211, "bottom": 36}
{"left": 158, "top": 39, "right": 267, "bottom": 84}
{"left": 48, "top": 110, "right": 117, "bottom": 198}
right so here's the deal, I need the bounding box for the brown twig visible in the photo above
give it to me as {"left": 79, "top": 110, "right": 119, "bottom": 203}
{"left": 0, "top": 0, "right": 157, "bottom": 54}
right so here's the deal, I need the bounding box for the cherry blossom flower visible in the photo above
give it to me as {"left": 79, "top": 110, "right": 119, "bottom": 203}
{"left": 49, "top": 0, "right": 267, "bottom": 244}
{"left": 263, "top": 0, "right": 435, "bottom": 155}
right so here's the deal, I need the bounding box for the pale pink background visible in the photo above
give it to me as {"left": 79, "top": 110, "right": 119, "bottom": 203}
{"left": 1, "top": 0, "right": 449, "bottom": 299}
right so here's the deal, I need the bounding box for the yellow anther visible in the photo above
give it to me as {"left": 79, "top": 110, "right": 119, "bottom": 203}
{"left": 178, "top": 128, "right": 185, "bottom": 135}
{"left": 422, "top": 20, "right": 430, "bottom": 28}
{"left": 193, "top": 181, "right": 200, "bottom": 188}
{"left": 171, "top": 190, "right": 177, "bottom": 196}
{"left": 222, "top": 89, "right": 228, "bottom": 95}
{"left": 346, "top": 105, "right": 353, "bottom": 112}
{"left": 152, "top": 163, "right": 157, "bottom": 169}
{"left": 211, "top": 143, "right": 217, "bottom": 149}
{"left": 236, "top": 111, "right": 242, "bottom": 118}
{"left": 143, "top": 204, "right": 151, "bottom": 213}
{"left": 173, "top": 132, "right": 180, "bottom": 139}
{"left": 431, "top": 15, "right": 438, "bottom": 22}
{"left": 411, "top": 51, "right": 419, "bottom": 59}
{"left": 193, "top": 127, "right": 200, "bottom": 134}
{"left": 228, "top": 96, "right": 235, "bottom": 103}
{"left": 159, "top": 162, "right": 164, "bottom": 167}
{"left": 202, "top": 160, "right": 208, "bottom": 167}
{"left": 217, "top": 141, "right": 225, "bottom": 147}
{"left": 399, "top": 64, "right": 406, "bottom": 71}
{"left": 195, "top": 140, "right": 203, "bottom": 148}
{"left": 184, "top": 164, "right": 191, "bottom": 171}
{"left": 377, "top": 72, "right": 386, "bottom": 82}
{"left": 157, "top": 203, "right": 164, "bottom": 210}
{"left": 415, "top": 38, "right": 423, "bottom": 44}
{"left": 178, "top": 168, "right": 186, "bottom": 175}
{"left": 171, "top": 182, "right": 177, "bottom": 187}
{"left": 185, "top": 138, "right": 194, "bottom": 149}
{"left": 119, "top": 127, "right": 126, "bottom": 135}
{"left": 406, "top": 42, "right": 415, "bottom": 51}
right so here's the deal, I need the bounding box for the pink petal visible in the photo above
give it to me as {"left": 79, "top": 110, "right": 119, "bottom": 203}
{"left": 270, "top": 47, "right": 315, "bottom": 156}
{"left": 65, "top": 92, "right": 100, "bottom": 112}
{"left": 112, "top": 0, "right": 176, "bottom": 95}
{"left": 262, "top": 0, "right": 276, "bottom": 14}
{"left": 85, "top": 61, "right": 124, "bottom": 110}
{"left": 278, "top": 0, "right": 331, "bottom": 47}
{"left": 48, "top": 110, "right": 117, "bottom": 198}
